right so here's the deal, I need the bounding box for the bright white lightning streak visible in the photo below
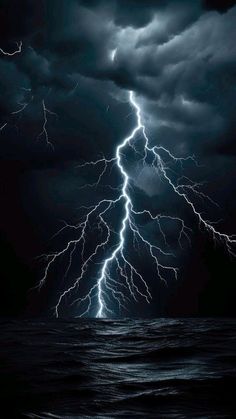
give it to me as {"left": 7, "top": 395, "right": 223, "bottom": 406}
{"left": 0, "top": 123, "right": 7, "bottom": 132}
{"left": 37, "top": 99, "right": 58, "bottom": 149}
{"left": 0, "top": 41, "right": 22, "bottom": 56}
{"left": 38, "top": 91, "right": 236, "bottom": 318}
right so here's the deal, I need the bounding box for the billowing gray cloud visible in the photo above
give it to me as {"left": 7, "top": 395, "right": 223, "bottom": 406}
{"left": 2, "top": 1, "right": 236, "bottom": 154}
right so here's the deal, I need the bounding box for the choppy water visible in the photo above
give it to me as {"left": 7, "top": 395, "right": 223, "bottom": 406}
{"left": 0, "top": 318, "right": 236, "bottom": 418}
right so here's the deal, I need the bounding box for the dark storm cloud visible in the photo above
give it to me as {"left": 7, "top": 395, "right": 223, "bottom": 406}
{"left": 203, "top": 0, "right": 236, "bottom": 13}
{"left": 1, "top": 0, "right": 235, "bottom": 160}
{"left": 0, "top": 0, "right": 45, "bottom": 45}
{"left": 0, "top": 0, "right": 235, "bottom": 230}
{"left": 101, "top": 4, "right": 236, "bottom": 161}
{"left": 35, "top": 2, "right": 236, "bottom": 157}
{"left": 0, "top": 0, "right": 236, "bottom": 316}
{"left": 0, "top": 0, "right": 235, "bottom": 215}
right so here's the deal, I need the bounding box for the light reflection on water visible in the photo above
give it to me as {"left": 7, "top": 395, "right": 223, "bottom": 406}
{"left": 0, "top": 318, "right": 236, "bottom": 418}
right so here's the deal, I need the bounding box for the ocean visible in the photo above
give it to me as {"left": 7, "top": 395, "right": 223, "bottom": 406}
{"left": 1, "top": 318, "right": 236, "bottom": 418}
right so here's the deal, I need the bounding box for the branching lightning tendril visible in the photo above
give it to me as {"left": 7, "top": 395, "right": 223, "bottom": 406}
{"left": 38, "top": 91, "right": 236, "bottom": 318}
{"left": 37, "top": 99, "right": 58, "bottom": 150}
{"left": 0, "top": 41, "right": 22, "bottom": 56}
{"left": 0, "top": 43, "right": 57, "bottom": 148}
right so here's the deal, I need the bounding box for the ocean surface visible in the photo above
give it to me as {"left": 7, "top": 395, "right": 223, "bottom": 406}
{"left": 0, "top": 318, "right": 236, "bottom": 418}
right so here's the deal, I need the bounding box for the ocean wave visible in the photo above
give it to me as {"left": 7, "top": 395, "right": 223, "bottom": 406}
{"left": 1, "top": 318, "right": 236, "bottom": 418}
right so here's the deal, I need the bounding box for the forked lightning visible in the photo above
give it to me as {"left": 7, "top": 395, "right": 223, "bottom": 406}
{"left": 38, "top": 91, "right": 236, "bottom": 318}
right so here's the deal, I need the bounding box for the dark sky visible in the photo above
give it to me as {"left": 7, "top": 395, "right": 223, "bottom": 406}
{"left": 0, "top": 0, "right": 236, "bottom": 318}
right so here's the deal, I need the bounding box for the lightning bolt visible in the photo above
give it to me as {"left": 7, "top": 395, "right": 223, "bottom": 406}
{"left": 1, "top": 86, "right": 57, "bottom": 149}
{"left": 0, "top": 123, "right": 7, "bottom": 132}
{"left": 0, "top": 41, "right": 22, "bottom": 56}
{"left": 37, "top": 99, "right": 58, "bottom": 150}
{"left": 0, "top": 43, "right": 58, "bottom": 149}
{"left": 37, "top": 90, "right": 236, "bottom": 318}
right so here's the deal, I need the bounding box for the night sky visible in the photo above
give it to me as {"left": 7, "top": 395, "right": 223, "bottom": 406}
{"left": 0, "top": 0, "right": 236, "bottom": 318}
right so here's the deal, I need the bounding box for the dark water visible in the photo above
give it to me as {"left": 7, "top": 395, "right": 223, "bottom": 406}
{"left": 1, "top": 319, "right": 236, "bottom": 418}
